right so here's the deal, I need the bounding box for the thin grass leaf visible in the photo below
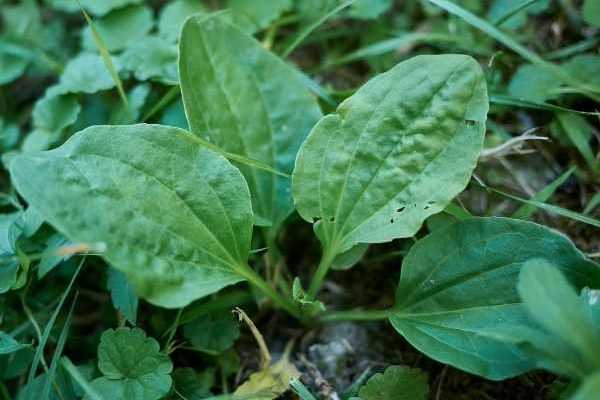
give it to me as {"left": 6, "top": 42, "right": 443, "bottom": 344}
{"left": 282, "top": 0, "right": 357, "bottom": 57}
{"left": 289, "top": 378, "right": 318, "bottom": 400}
{"left": 61, "top": 356, "right": 105, "bottom": 400}
{"left": 333, "top": 32, "right": 459, "bottom": 65}
{"left": 584, "top": 192, "right": 600, "bottom": 215}
{"left": 40, "top": 293, "right": 78, "bottom": 400}
{"left": 493, "top": 0, "right": 542, "bottom": 26}
{"left": 429, "top": 0, "right": 600, "bottom": 101}
{"left": 25, "top": 257, "right": 85, "bottom": 389}
{"left": 491, "top": 188, "right": 600, "bottom": 228}
{"left": 556, "top": 113, "right": 599, "bottom": 173}
{"left": 512, "top": 166, "right": 576, "bottom": 219}
{"left": 490, "top": 94, "right": 600, "bottom": 116}
{"left": 443, "top": 202, "right": 472, "bottom": 220}
{"left": 142, "top": 85, "right": 181, "bottom": 122}
{"left": 545, "top": 37, "right": 600, "bottom": 60}
{"left": 78, "top": 4, "right": 129, "bottom": 109}
{"left": 180, "top": 133, "right": 291, "bottom": 178}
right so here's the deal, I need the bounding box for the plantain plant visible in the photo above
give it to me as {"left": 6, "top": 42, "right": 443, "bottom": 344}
{"left": 7, "top": 11, "right": 600, "bottom": 399}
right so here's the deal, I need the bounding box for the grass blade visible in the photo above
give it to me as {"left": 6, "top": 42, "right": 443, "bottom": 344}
{"left": 492, "top": 188, "right": 600, "bottom": 228}
{"left": 25, "top": 258, "right": 85, "bottom": 390}
{"left": 40, "top": 293, "right": 78, "bottom": 400}
{"left": 61, "top": 356, "right": 105, "bottom": 400}
{"left": 512, "top": 166, "right": 576, "bottom": 219}
{"left": 289, "top": 378, "right": 318, "bottom": 400}
{"left": 490, "top": 94, "right": 600, "bottom": 116}
{"left": 429, "top": 0, "right": 600, "bottom": 101}
{"left": 282, "top": 0, "right": 357, "bottom": 58}
{"left": 78, "top": 4, "right": 129, "bottom": 109}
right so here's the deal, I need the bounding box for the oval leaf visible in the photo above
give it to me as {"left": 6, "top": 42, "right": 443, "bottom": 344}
{"left": 179, "top": 14, "right": 322, "bottom": 229}
{"left": 389, "top": 217, "right": 600, "bottom": 380}
{"left": 9, "top": 124, "right": 253, "bottom": 308}
{"left": 292, "top": 54, "right": 488, "bottom": 254}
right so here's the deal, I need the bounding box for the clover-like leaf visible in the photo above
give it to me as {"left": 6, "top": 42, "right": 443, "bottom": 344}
{"left": 9, "top": 124, "right": 254, "bottom": 308}
{"left": 179, "top": 14, "right": 322, "bottom": 230}
{"left": 389, "top": 217, "right": 600, "bottom": 380}
{"left": 358, "top": 366, "right": 429, "bottom": 400}
{"left": 88, "top": 328, "right": 173, "bottom": 400}
{"left": 292, "top": 54, "right": 488, "bottom": 256}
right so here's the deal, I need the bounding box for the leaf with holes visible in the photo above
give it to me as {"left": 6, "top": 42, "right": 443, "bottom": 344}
{"left": 9, "top": 124, "right": 254, "bottom": 308}
{"left": 389, "top": 217, "right": 600, "bottom": 380}
{"left": 179, "top": 14, "right": 322, "bottom": 231}
{"left": 292, "top": 54, "right": 488, "bottom": 256}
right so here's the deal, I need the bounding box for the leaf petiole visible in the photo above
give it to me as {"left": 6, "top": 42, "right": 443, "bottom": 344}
{"left": 306, "top": 246, "right": 339, "bottom": 300}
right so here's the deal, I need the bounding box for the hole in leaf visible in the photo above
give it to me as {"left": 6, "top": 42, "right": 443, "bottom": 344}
{"left": 329, "top": 217, "right": 335, "bottom": 222}
{"left": 465, "top": 119, "right": 476, "bottom": 126}
{"left": 390, "top": 218, "right": 394, "bottom": 224}
{"left": 396, "top": 206, "right": 406, "bottom": 213}
{"left": 313, "top": 217, "right": 321, "bottom": 223}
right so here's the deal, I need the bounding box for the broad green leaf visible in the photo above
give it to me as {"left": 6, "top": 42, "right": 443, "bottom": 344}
{"left": 293, "top": 55, "right": 488, "bottom": 255}
{"left": 358, "top": 366, "right": 429, "bottom": 400}
{"left": 81, "top": 5, "right": 153, "bottom": 52}
{"left": 331, "top": 243, "right": 368, "bottom": 271}
{"left": 37, "top": 234, "right": 71, "bottom": 278}
{"left": 0, "top": 332, "right": 27, "bottom": 355}
{"left": 55, "top": 53, "right": 119, "bottom": 94}
{"left": 583, "top": 0, "right": 600, "bottom": 27}
{"left": 9, "top": 124, "right": 254, "bottom": 308}
{"left": 120, "top": 36, "right": 178, "bottom": 84}
{"left": 179, "top": 15, "right": 322, "bottom": 229}
{"left": 518, "top": 259, "right": 600, "bottom": 375}
{"left": 571, "top": 372, "right": 600, "bottom": 400}
{"left": 88, "top": 328, "right": 173, "bottom": 400}
{"left": 389, "top": 217, "right": 600, "bottom": 380}
{"left": 183, "top": 311, "right": 240, "bottom": 354}
{"left": 47, "top": 0, "right": 144, "bottom": 16}
{"left": 158, "top": 0, "right": 205, "bottom": 42}
{"left": 348, "top": 0, "right": 392, "bottom": 19}
{"left": 227, "top": 0, "right": 292, "bottom": 34}
{"left": 107, "top": 267, "right": 138, "bottom": 324}
{"left": 508, "top": 64, "right": 560, "bottom": 103}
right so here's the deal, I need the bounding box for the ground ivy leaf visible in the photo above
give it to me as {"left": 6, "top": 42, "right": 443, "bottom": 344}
{"left": 120, "top": 36, "right": 178, "bottom": 84}
{"left": 81, "top": 5, "right": 154, "bottom": 52}
{"left": 183, "top": 311, "right": 240, "bottom": 354}
{"left": 179, "top": 14, "right": 322, "bottom": 230}
{"left": 107, "top": 267, "right": 139, "bottom": 324}
{"left": 293, "top": 54, "right": 488, "bottom": 254}
{"left": 158, "top": 0, "right": 205, "bottom": 42}
{"left": 9, "top": 124, "right": 253, "bottom": 308}
{"left": 389, "top": 217, "right": 600, "bottom": 380}
{"left": 88, "top": 328, "right": 173, "bottom": 400}
{"left": 358, "top": 365, "right": 428, "bottom": 400}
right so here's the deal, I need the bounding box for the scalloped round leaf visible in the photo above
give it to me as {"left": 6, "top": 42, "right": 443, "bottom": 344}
{"left": 179, "top": 14, "right": 322, "bottom": 230}
{"left": 9, "top": 124, "right": 254, "bottom": 308}
{"left": 389, "top": 217, "right": 600, "bottom": 380}
{"left": 89, "top": 327, "right": 173, "bottom": 400}
{"left": 183, "top": 311, "right": 240, "bottom": 354}
{"left": 292, "top": 54, "right": 488, "bottom": 254}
